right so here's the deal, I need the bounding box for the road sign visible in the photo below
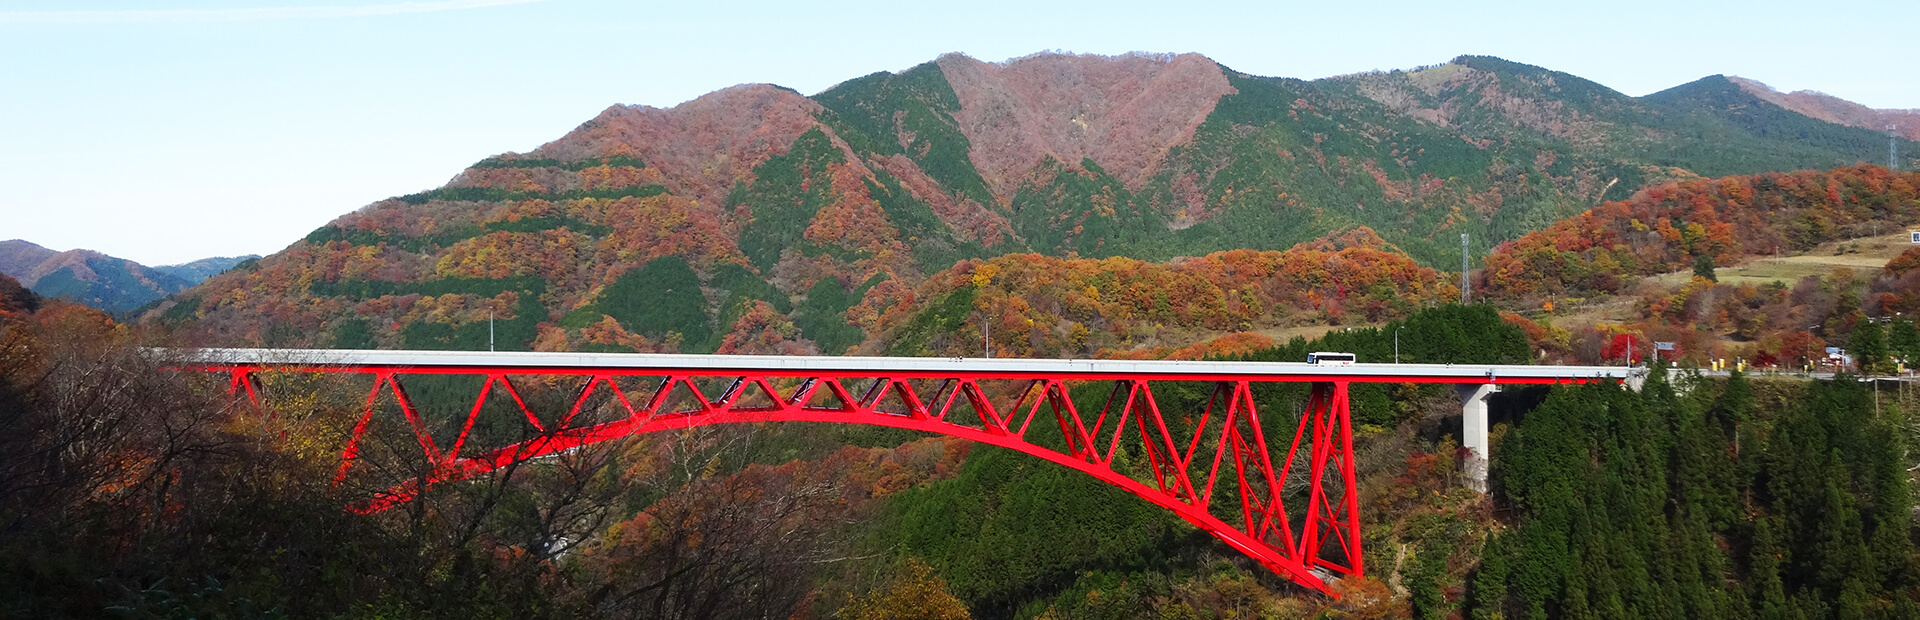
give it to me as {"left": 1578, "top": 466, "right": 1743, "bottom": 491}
{"left": 1654, "top": 341, "right": 1676, "bottom": 351}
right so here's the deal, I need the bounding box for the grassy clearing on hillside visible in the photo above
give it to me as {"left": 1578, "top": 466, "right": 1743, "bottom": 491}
{"left": 1255, "top": 322, "right": 1355, "bottom": 344}
{"left": 1539, "top": 298, "right": 1641, "bottom": 330}
{"left": 1624, "top": 231, "right": 1913, "bottom": 291}
{"left": 1710, "top": 231, "right": 1918, "bottom": 285}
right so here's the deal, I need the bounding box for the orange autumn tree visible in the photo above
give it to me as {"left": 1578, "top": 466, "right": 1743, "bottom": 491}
{"left": 715, "top": 300, "right": 817, "bottom": 355}
{"left": 838, "top": 559, "right": 972, "bottom": 620}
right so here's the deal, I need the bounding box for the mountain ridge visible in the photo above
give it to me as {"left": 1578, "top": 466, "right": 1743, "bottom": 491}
{"left": 158, "top": 51, "right": 1920, "bottom": 355}
{"left": 1729, "top": 75, "right": 1920, "bottom": 142}
{"left": 0, "top": 239, "right": 253, "bottom": 313}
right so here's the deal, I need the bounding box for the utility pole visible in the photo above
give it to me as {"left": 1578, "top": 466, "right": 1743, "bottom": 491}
{"left": 489, "top": 310, "right": 495, "bottom": 352}
{"left": 983, "top": 318, "right": 991, "bottom": 359}
{"left": 1460, "top": 233, "right": 1471, "bottom": 304}
{"left": 1395, "top": 326, "right": 1403, "bottom": 364}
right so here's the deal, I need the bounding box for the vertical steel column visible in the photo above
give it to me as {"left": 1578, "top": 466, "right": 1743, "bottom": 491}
{"left": 1331, "top": 380, "right": 1361, "bottom": 575}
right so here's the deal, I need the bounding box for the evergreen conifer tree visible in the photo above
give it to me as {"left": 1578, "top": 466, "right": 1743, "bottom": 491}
{"left": 1470, "top": 534, "right": 1511, "bottom": 620}
{"left": 1811, "top": 476, "right": 1873, "bottom": 597}
{"left": 1718, "top": 369, "right": 1756, "bottom": 426}
{"left": 1888, "top": 317, "right": 1920, "bottom": 367}
{"left": 1864, "top": 411, "right": 1916, "bottom": 595}
{"left": 1852, "top": 320, "right": 1890, "bottom": 374}
{"left": 1409, "top": 546, "right": 1447, "bottom": 620}
{"left": 1694, "top": 254, "right": 1720, "bottom": 281}
{"left": 1492, "top": 373, "right": 1912, "bottom": 620}
{"left": 1751, "top": 517, "right": 1791, "bottom": 620}
{"left": 1691, "top": 371, "right": 1748, "bottom": 530}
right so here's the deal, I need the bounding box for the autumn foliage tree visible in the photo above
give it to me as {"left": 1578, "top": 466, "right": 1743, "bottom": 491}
{"left": 837, "top": 559, "right": 973, "bottom": 620}
{"left": 1603, "top": 332, "right": 1646, "bottom": 363}
{"left": 0, "top": 302, "right": 418, "bottom": 616}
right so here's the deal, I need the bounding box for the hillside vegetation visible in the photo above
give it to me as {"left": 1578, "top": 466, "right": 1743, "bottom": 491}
{"left": 1469, "top": 165, "right": 1920, "bottom": 371}
{"left": 864, "top": 227, "right": 1455, "bottom": 359}
{"left": 1482, "top": 165, "right": 1920, "bottom": 300}
{"left": 154, "top": 52, "right": 1919, "bottom": 361}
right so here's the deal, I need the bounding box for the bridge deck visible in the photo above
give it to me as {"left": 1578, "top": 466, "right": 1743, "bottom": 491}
{"left": 160, "top": 348, "right": 1639, "bottom": 384}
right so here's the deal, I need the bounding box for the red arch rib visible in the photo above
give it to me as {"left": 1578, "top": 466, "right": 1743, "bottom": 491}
{"left": 205, "top": 364, "right": 1526, "bottom": 597}
{"left": 180, "top": 352, "right": 1629, "bottom": 599}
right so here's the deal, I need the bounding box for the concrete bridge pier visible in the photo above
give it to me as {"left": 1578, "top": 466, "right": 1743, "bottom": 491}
{"left": 1457, "top": 383, "right": 1499, "bottom": 492}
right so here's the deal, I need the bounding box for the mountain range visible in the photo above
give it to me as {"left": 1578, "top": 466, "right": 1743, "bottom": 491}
{"left": 151, "top": 52, "right": 1920, "bottom": 354}
{"left": 0, "top": 239, "right": 255, "bottom": 313}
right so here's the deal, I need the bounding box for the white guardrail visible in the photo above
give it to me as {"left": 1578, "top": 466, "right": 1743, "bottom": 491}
{"left": 155, "top": 348, "right": 1643, "bottom": 383}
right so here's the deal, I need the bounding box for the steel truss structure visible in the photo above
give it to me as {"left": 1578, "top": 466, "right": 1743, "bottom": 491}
{"left": 170, "top": 348, "right": 1629, "bottom": 596}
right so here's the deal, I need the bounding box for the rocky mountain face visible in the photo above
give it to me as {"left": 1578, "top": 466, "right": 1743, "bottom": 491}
{"left": 156, "top": 52, "right": 1920, "bottom": 354}
{"left": 934, "top": 52, "right": 1233, "bottom": 195}
{"left": 0, "top": 240, "right": 253, "bottom": 313}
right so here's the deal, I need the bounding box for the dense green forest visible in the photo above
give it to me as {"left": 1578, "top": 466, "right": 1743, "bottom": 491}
{"left": 1484, "top": 369, "right": 1918, "bottom": 619}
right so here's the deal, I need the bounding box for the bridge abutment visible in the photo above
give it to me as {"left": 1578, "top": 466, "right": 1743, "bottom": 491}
{"left": 1456, "top": 383, "right": 1498, "bottom": 492}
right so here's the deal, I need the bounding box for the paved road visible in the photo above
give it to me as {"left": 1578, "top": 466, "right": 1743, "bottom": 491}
{"left": 1684, "top": 370, "right": 1920, "bottom": 382}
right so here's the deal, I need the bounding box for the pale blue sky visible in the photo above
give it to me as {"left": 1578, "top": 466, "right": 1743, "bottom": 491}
{"left": 2, "top": 0, "right": 1914, "bottom": 265}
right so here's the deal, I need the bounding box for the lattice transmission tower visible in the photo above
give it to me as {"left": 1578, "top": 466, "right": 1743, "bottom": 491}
{"left": 1892, "top": 124, "right": 1901, "bottom": 171}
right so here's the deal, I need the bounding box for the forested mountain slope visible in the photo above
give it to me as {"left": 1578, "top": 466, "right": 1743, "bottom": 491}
{"left": 0, "top": 239, "right": 192, "bottom": 313}
{"left": 1729, "top": 75, "right": 1920, "bottom": 142}
{"left": 0, "top": 240, "right": 254, "bottom": 313}
{"left": 154, "top": 52, "right": 1919, "bottom": 355}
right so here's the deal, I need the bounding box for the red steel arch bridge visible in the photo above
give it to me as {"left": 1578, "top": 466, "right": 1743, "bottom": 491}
{"left": 162, "top": 348, "right": 1635, "bottom": 596}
